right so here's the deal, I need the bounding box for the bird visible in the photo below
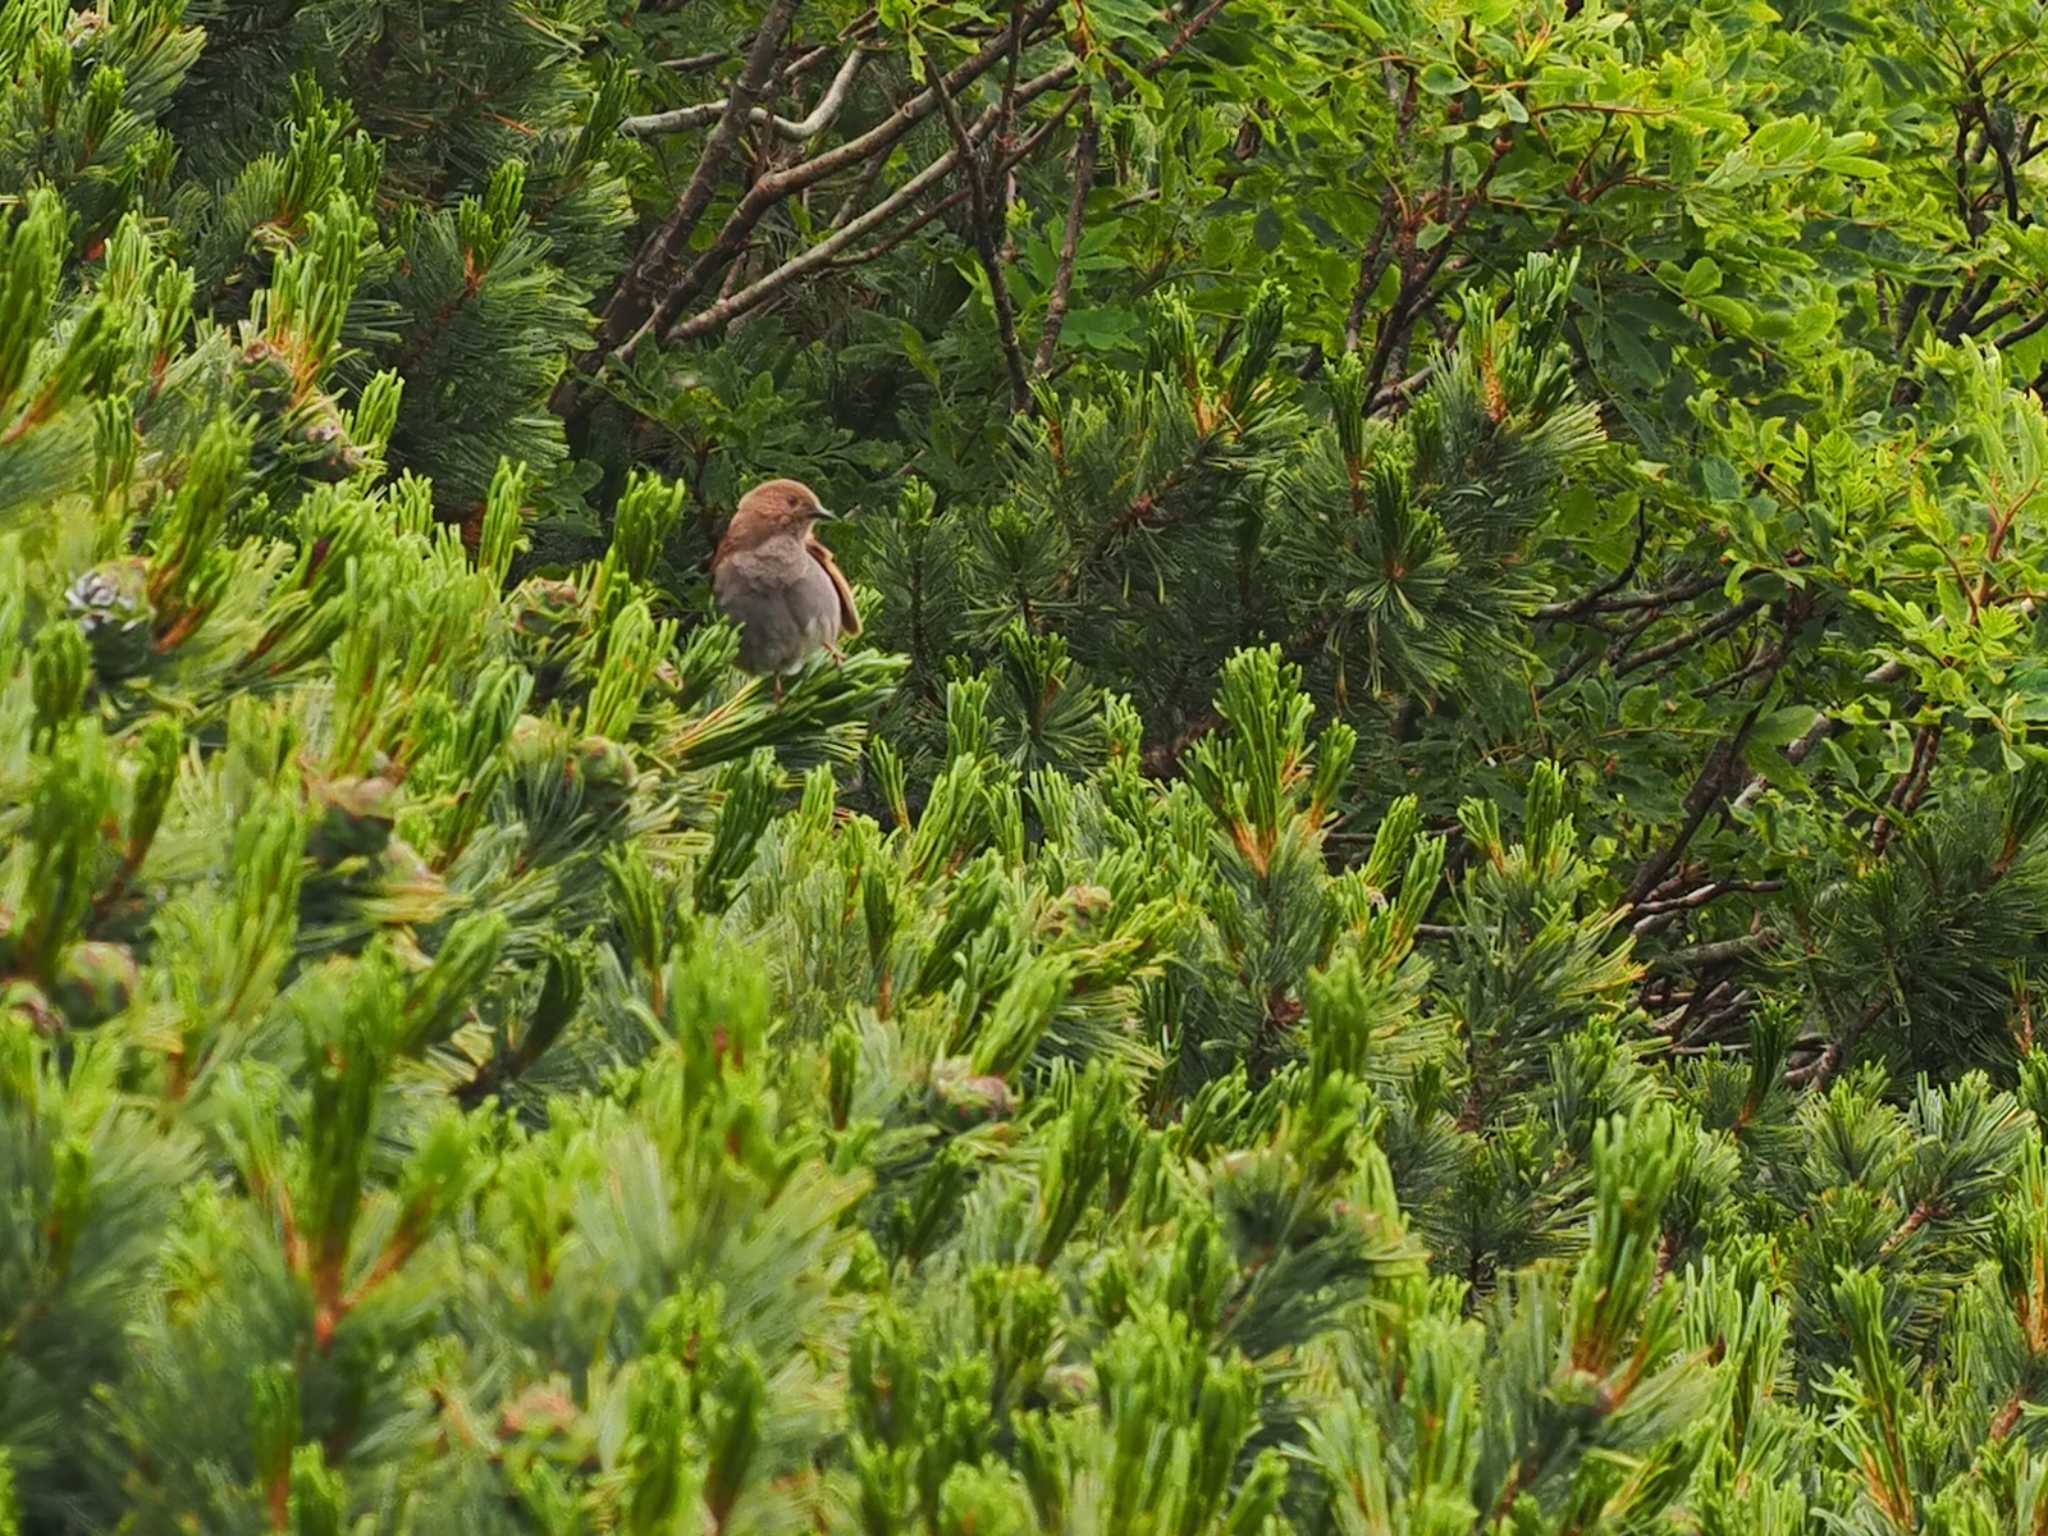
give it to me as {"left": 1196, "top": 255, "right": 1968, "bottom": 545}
{"left": 709, "top": 478, "right": 860, "bottom": 699}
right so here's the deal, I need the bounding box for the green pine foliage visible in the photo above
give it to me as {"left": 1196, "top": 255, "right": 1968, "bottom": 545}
{"left": 12, "top": 0, "right": 2048, "bottom": 1532}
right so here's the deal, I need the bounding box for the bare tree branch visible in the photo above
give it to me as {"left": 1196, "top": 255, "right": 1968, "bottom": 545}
{"left": 1871, "top": 719, "right": 1943, "bottom": 854}
{"left": 1728, "top": 659, "right": 1909, "bottom": 812}
{"left": 670, "top": 120, "right": 990, "bottom": 343}
{"left": 665, "top": 59, "right": 1078, "bottom": 343}
{"left": 660, "top": 49, "right": 732, "bottom": 74}
{"left": 622, "top": 0, "right": 1067, "bottom": 366}
{"left": 1369, "top": 364, "right": 1435, "bottom": 412}
{"left": 829, "top": 81, "right": 1086, "bottom": 265}
{"left": 558, "top": 0, "right": 800, "bottom": 414}
{"left": 1991, "top": 307, "right": 2048, "bottom": 351}
{"left": 1644, "top": 933, "right": 1775, "bottom": 974}
{"left": 622, "top": 46, "right": 867, "bottom": 141}
{"left": 1786, "top": 996, "right": 1889, "bottom": 1089}
{"left": 1623, "top": 702, "right": 1763, "bottom": 909}
{"left": 597, "top": 0, "right": 1235, "bottom": 370}
{"left": 1611, "top": 596, "right": 1767, "bottom": 676}
{"left": 1032, "top": 106, "right": 1097, "bottom": 379}
{"left": 1362, "top": 131, "right": 1513, "bottom": 403}
{"left": 1536, "top": 567, "right": 1731, "bottom": 621}
{"left": 926, "top": 50, "right": 1031, "bottom": 412}
{"left": 1142, "top": 0, "right": 1233, "bottom": 78}
{"left": 1344, "top": 187, "right": 1400, "bottom": 354}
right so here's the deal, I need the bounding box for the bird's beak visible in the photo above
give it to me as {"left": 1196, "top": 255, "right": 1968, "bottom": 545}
{"left": 812, "top": 506, "right": 840, "bottom": 521}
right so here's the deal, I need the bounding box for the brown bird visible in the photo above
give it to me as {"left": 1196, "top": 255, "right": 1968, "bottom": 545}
{"left": 710, "top": 478, "right": 860, "bottom": 697}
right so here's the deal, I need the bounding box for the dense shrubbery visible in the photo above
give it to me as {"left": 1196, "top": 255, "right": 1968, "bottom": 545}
{"left": 12, "top": 0, "right": 2048, "bottom": 1530}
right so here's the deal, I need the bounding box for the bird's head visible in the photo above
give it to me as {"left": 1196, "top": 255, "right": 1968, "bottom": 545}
{"left": 729, "top": 478, "right": 837, "bottom": 543}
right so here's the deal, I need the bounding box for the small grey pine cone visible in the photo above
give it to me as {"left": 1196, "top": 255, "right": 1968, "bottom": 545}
{"left": 65, "top": 558, "right": 154, "bottom": 679}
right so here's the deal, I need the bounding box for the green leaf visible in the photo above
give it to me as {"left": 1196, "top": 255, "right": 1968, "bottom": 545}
{"left": 1419, "top": 62, "right": 1466, "bottom": 96}
{"left": 1750, "top": 705, "right": 1815, "bottom": 748}
{"left": 1606, "top": 323, "right": 1664, "bottom": 388}
{"left": 1620, "top": 685, "right": 1662, "bottom": 728}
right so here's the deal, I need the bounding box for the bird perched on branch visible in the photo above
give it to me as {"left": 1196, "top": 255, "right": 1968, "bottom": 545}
{"left": 710, "top": 478, "right": 860, "bottom": 699}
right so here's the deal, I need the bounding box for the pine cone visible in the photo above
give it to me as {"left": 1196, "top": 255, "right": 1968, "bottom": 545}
{"left": 1, "top": 979, "right": 62, "bottom": 1036}
{"left": 50, "top": 942, "right": 139, "bottom": 1026}
{"left": 65, "top": 558, "right": 154, "bottom": 680}
{"left": 508, "top": 577, "right": 585, "bottom": 701}
{"left": 928, "top": 1056, "right": 1017, "bottom": 1129}
{"left": 573, "top": 735, "right": 637, "bottom": 818}
{"left": 308, "top": 775, "right": 398, "bottom": 865}
{"left": 292, "top": 416, "right": 365, "bottom": 483}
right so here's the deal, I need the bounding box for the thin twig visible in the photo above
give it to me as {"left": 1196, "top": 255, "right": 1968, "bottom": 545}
{"left": 1535, "top": 567, "right": 1723, "bottom": 621}
{"left": 560, "top": 0, "right": 800, "bottom": 411}
{"left": 1139, "top": 0, "right": 1233, "bottom": 78}
{"left": 635, "top": 0, "right": 1231, "bottom": 361}
{"left": 1644, "top": 933, "right": 1775, "bottom": 975}
{"left": 1872, "top": 720, "right": 1943, "bottom": 854}
{"left": 625, "top": 0, "right": 1067, "bottom": 366}
{"left": 1623, "top": 705, "right": 1762, "bottom": 908}
{"left": 1787, "top": 996, "right": 1889, "bottom": 1089}
{"left": 1991, "top": 308, "right": 2048, "bottom": 352}
{"left": 926, "top": 50, "right": 1031, "bottom": 411}
{"left": 660, "top": 49, "right": 732, "bottom": 73}
{"left": 1369, "top": 364, "right": 1435, "bottom": 413}
{"left": 829, "top": 83, "right": 1083, "bottom": 265}
{"left": 1345, "top": 185, "right": 1402, "bottom": 353}
{"left": 1033, "top": 107, "right": 1098, "bottom": 380}
{"left": 673, "top": 115, "right": 994, "bottom": 341}
{"left": 1729, "top": 659, "right": 1910, "bottom": 812}
{"left": 667, "top": 62, "right": 1080, "bottom": 343}
{"left": 621, "top": 46, "right": 867, "bottom": 140}
{"left": 1612, "top": 596, "right": 1767, "bottom": 676}
{"left": 1363, "top": 132, "right": 1513, "bottom": 403}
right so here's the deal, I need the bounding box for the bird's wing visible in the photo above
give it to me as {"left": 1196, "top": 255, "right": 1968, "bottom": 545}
{"left": 808, "top": 539, "right": 861, "bottom": 638}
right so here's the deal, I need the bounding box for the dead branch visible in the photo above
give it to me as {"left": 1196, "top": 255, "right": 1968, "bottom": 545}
{"left": 621, "top": 46, "right": 867, "bottom": 141}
